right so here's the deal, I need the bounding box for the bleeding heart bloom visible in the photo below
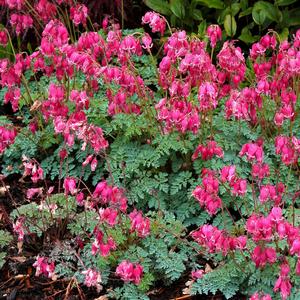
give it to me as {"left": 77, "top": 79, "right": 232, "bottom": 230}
{"left": 70, "top": 4, "right": 88, "bottom": 26}
{"left": 274, "top": 262, "right": 292, "bottom": 300}
{"left": 251, "top": 245, "right": 277, "bottom": 268}
{"left": 82, "top": 268, "right": 102, "bottom": 291}
{"left": 207, "top": 24, "right": 222, "bottom": 48}
{"left": 116, "top": 260, "right": 143, "bottom": 284}
{"left": 192, "top": 140, "right": 223, "bottom": 161}
{"left": 142, "top": 11, "right": 166, "bottom": 35}
{"left": 33, "top": 256, "right": 56, "bottom": 280}
{"left": 129, "top": 210, "right": 150, "bottom": 238}
{"left": 0, "top": 30, "right": 8, "bottom": 46}
{"left": 0, "top": 126, "right": 17, "bottom": 153}
{"left": 63, "top": 177, "right": 77, "bottom": 195}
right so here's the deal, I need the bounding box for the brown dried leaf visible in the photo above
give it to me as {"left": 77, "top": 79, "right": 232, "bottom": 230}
{"left": 205, "top": 263, "right": 213, "bottom": 273}
{"left": 10, "top": 256, "right": 27, "bottom": 263}
{"left": 94, "top": 296, "right": 109, "bottom": 300}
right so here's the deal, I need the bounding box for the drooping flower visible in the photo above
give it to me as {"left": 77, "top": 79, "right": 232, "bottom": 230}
{"left": 33, "top": 256, "right": 56, "bottom": 280}
{"left": 207, "top": 24, "right": 222, "bottom": 48}
{"left": 129, "top": 210, "right": 150, "bottom": 238}
{"left": 82, "top": 269, "right": 102, "bottom": 291}
{"left": 142, "top": 11, "right": 166, "bottom": 35}
{"left": 116, "top": 260, "right": 143, "bottom": 284}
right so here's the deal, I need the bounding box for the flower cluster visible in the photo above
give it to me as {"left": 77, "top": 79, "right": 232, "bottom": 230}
{"left": 192, "top": 171, "right": 222, "bottom": 215}
{"left": 33, "top": 256, "right": 56, "bottom": 280}
{"left": 192, "top": 140, "right": 224, "bottom": 161}
{"left": 0, "top": 126, "right": 17, "bottom": 153}
{"left": 191, "top": 224, "right": 247, "bottom": 256}
{"left": 82, "top": 269, "right": 102, "bottom": 292}
{"left": 129, "top": 210, "right": 151, "bottom": 238}
{"left": 22, "top": 156, "right": 44, "bottom": 183}
{"left": 115, "top": 260, "right": 143, "bottom": 284}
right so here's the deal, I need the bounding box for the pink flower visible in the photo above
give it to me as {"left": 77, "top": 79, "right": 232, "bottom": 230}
{"left": 198, "top": 82, "right": 218, "bottom": 112}
{"left": 76, "top": 192, "right": 85, "bottom": 206}
{"left": 99, "top": 207, "right": 118, "bottom": 227}
{"left": 6, "top": 0, "right": 24, "bottom": 10}
{"left": 0, "top": 30, "right": 8, "bottom": 46}
{"left": 142, "top": 11, "right": 166, "bottom": 35}
{"left": 192, "top": 172, "right": 222, "bottom": 215}
{"left": 0, "top": 126, "right": 17, "bottom": 153}
{"left": 250, "top": 292, "right": 272, "bottom": 300}
{"left": 251, "top": 246, "right": 277, "bottom": 268}
{"left": 116, "top": 260, "right": 143, "bottom": 285}
{"left": 4, "top": 87, "right": 21, "bottom": 112}
{"left": 239, "top": 141, "right": 264, "bottom": 163}
{"left": 63, "top": 177, "right": 77, "bottom": 195}
{"left": 33, "top": 256, "right": 56, "bottom": 280}
{"left": 230, "top": 178, "right": 247, "bottom": 196}
{"left": 274, "top": 262, "right": 292, "bottom": 300}
{"left": 82, "top": 269, "right": 102, "bottom": 291}
{"left": 35, "top": 0, "right": 57, "bottom": 22}
{"left": 13, "top": 217, "right": 25, "bottom": 241}
{"left": 246, "top": 214, "right": 273, "bottom": 242}
{"left": 22, "top": 157, "right": 44, "bottom": 183}
{"left": 191, "top": 269, "right": 204, "bottom": 280}
{"left": 290, "top": 238, "right": 300, "bottom": 256}
{"left": 192, "top": 140, "right": 223, "bottom": 161}
{"left": 218, "top": 41, "right": 245, "bottom": 79}
{"left": 220, "top": 165, "right": 236, "bottom": 183}
{"left": 252, "top": 163, "right": 270, "bottom": 180}
{"left": 70, "top": 4, "right": 88, "bottom": 26}
{"left": 10, "top": 14, "right": 33, "bottom": 35}
{"left": 275, "top": 135, "right": 299, "bottom": 165}
{"left": 70, "top": 90, "right": 89, "bottom": 110}
{"left": 129, "top": 210, "right": 150, "bottom": 238}
{"left": 93, "top": 181, "right": 127, "bottom": 212}
{"left": 207, "top": 25, "right": 222, "bottom": 48}
{"left": 91, "top": 228, "right": 116, "bottom": 257}
{"left": 296, "top": 259, "right": 300, "bottom": 275}
{"left": 27, "top": 188, "right": 43, "bottom": 199}
{"left": 141, "top": 33, "right": 153, "bottom": 50}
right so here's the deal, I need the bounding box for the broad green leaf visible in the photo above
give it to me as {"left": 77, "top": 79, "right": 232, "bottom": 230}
{"left": 144, "top": 0, "right": 172, "bottom": 15}
{"left": 170, "top": 0, "right": 186, "bottom": 19}
{"left": 193, "top": 0, "right": 225, "bottom": 9}
{"left": 287, "top": 8, "right": 300, "bottom": 26}
{"left": 253, "top": 1, "right": 282, "bottom": 23}
{"left": 278, "top": 27, "right": 289, "bottom": 41}
{"left": 252, "top": 7, "right": 266, "bottom": 25}
{"left": 275, "top": 0, "right": 298, "bottom": 6}
{"left": 239, "top": 7, "right": 252, "bottom": 18}
{"left": 238, "top": 26, "right": 259, "bottom": 44}
{"left": 224, "top": 14, "right": 237, "bottom": 36}
{"left": 198, "top": 20, "right": 207, "bottom": 37}
{"left": 218, "top": 3, "right": 241, "bottom": 23}
{"left": 192, "top": 8, "right": 203, "bottom": 21}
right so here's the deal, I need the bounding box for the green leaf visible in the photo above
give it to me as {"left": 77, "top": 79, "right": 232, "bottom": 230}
{"left": 252, "top": 7, "right": 266, "bottom": 25}
{"left": 193, "top": 0, "right": 225, "bottom": 9}
{"left": 198, "top": 20, "right": 207, "bottom": 37}
{"left": 0, "top": 252, "right": 6, "bottom": 269}
{"left": 275, "top": 0, "right": 297, "bottom": 6}
{"left": 144, "top": 0, "right": 172, "bottom": 15}
{"left": 192, "top": 8, "right": 203, "bottom": 21}
{"left": 170, "top": 0, "right": 186, "bottom": 19}
{"left": 286, "top": 8, "right": 300, "bottom": 26}
{"left": 239, "top": 7, "right": 252, "bottom": 18}
{"left": 224, "top": 15, "right": 237, "bottom": 36}
{"left": 278, "top": 27, "right": 289, "bottom": 41}
{"left": 238, "top": 26, "right": 259, "bottom": 44}
{"left": 252, "top": 1, "right": 282, "bottom": 23}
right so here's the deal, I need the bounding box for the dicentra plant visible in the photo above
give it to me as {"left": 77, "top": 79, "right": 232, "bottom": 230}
{"left": 0, "top": 1, "right": 300, "bottom": 299}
